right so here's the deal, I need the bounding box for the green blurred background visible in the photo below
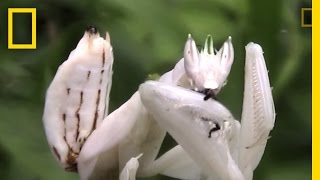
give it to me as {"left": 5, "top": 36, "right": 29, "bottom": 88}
{"left": 0, "top": 0, "right": 311, "bottom": 179}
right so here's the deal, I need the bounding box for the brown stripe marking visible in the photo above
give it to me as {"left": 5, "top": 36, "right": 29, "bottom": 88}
{"left": 53, "top": 146, "right": 61, "bottom": 160}
{"left": 62, "top": 113, "right": 69, "bottom": 151}
{"left": 91, "top": 89, "right": 101, "bottom": 132}
{"left": 102, "top": 50, "right": 105, "bottom": 67}
{"left": 62, "top": 113, "right": 66, "bottom": 122}
{"left": 67, "top": 88, "right": 70, "bottom": 95}
{"left": 75, "top": 91, "right": 83, "bottom": 141}
{"left": 75, "top": 113, "right": 80, "bottom": 141}
{"left": 61, "top": 113, "right": 79, "bottom": 168}
{"left": 62, "top": 113, "right": 67, "bottom": 148}
{"left": 62, "top": 113, "right": 67, "bottom": 146}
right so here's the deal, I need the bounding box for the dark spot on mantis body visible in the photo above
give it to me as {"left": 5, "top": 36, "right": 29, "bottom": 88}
{"left": 87, "top": 71, "right": 91, "bottom": 80}
{"left": 62, "top": 113, "right": 66, "bottom": 121}
{"left": 201, "top": 117, "right": 221, "bottom": 138}
{"left": 67, "top": 88, "right": 70, "bottom": 95}
{"left": 199, "top": 89, "right": 217, "bottom": 101}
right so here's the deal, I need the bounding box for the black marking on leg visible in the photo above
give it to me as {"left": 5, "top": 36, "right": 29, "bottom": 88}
{"left": 208, "top": 122, "right": 221, "bottom": 138}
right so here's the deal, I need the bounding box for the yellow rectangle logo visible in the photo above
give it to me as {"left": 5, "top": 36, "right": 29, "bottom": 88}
{"left": 8, "top": 8, "right": 37, "bottom": 49}
{"left": 301, "top": 8, "right": 312, "bottom": 28}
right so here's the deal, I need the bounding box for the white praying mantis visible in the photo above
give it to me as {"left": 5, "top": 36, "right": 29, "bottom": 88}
{"left": 43, "top": 27, "right": 275, "bottom": 180}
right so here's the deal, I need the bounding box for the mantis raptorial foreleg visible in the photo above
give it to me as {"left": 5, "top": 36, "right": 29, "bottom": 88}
{"left": 237, "top": 43, "right": 276, "bottom": 180}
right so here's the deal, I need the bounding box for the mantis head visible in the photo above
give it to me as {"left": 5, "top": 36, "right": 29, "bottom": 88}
{"left": 184, "top": 35, "right": 234, "bottom": 99}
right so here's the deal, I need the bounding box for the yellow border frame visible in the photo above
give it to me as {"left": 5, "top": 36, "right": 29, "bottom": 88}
{"left": 301, "top": 8, "right": 312, "bottom": 28}
{"left": 8, "top": 8, "right": 36, "bottom": 49}
{"left": 313, "top": 2, "right": 318, "bottom": 180}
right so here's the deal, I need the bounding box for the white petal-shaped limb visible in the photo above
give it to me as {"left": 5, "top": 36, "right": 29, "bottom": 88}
{"left": 238, "top": 43, "right": 276, "bottom": 180}
{"left": 77, "top": 92, "right": 142, "bottom": 180}
{"left": 184, "top": 34, "right": 234, "bottom": 98}
{"left": 42, "top": 27, "right": 113, "bottom": 171}
{"left": 139, "top": 81, "right": 244, "bottom": 180}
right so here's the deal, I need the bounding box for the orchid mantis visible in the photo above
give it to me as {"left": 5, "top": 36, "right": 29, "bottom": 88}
{"left": 43, "top": 27, "right": 275, "bottom": 180}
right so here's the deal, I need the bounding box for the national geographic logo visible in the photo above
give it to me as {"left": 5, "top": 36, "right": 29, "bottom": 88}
{"left": 8, "top": 8, "right": 37, "bottom": 49}
{"left": 301, "top": 8, "right": 312, "bottom": 28}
